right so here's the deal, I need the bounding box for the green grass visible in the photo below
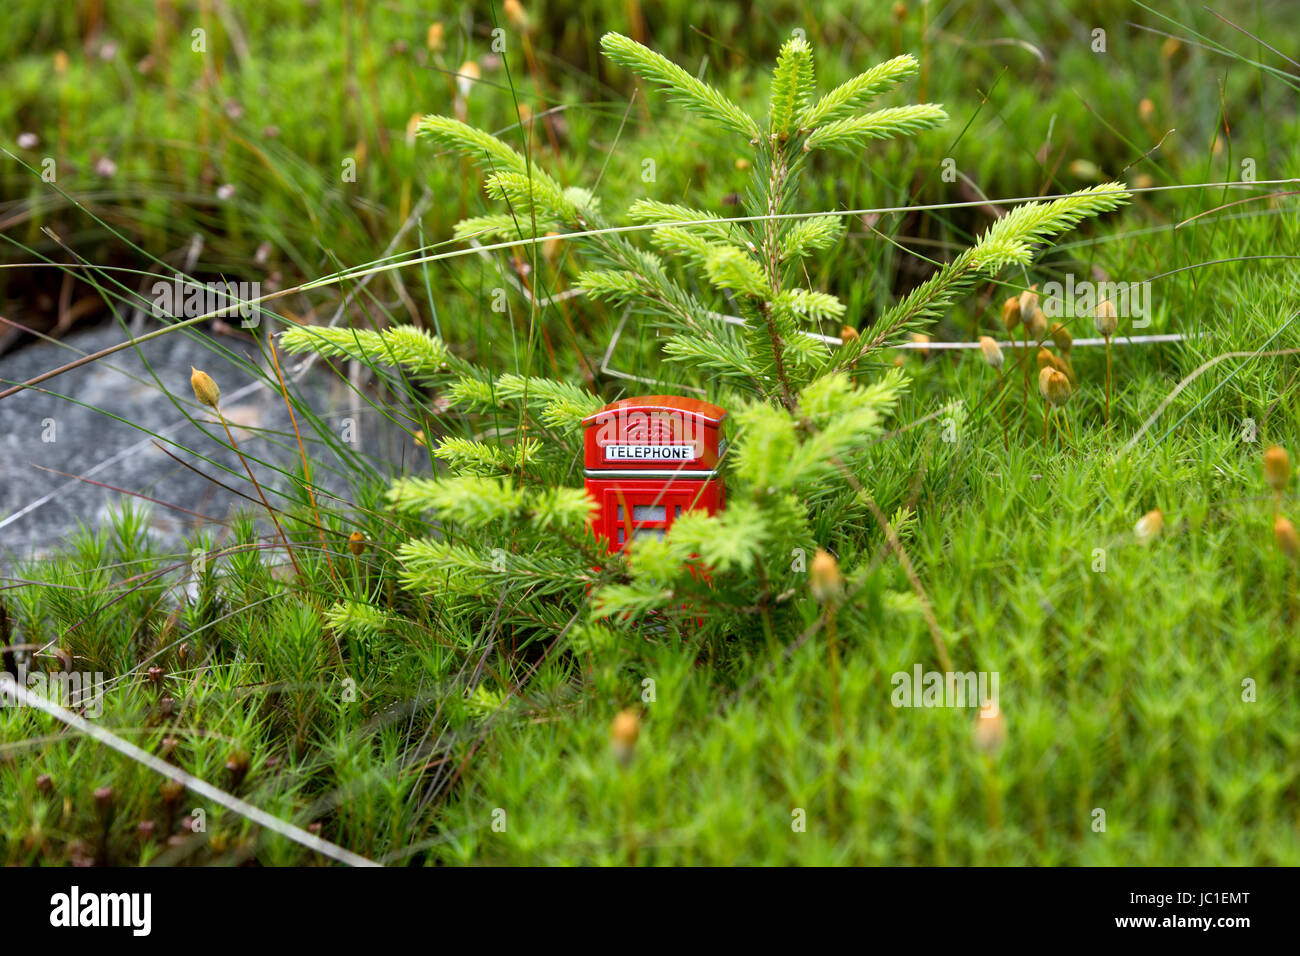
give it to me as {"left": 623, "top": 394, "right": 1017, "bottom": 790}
{"left": 3, "top": 1, "right": 1300, "bottom": 866}
{"left": 422, "top": 200, "right": 1300, "bottom": 865}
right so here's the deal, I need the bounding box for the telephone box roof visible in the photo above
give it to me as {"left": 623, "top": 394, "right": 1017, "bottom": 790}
{"left": 582, "top": 395, "right": 728, "bottom": 426}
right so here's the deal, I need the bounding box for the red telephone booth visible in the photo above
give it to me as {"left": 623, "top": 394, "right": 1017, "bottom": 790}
{"left": 583, "top": 396, "right": 727, "bottom": 553}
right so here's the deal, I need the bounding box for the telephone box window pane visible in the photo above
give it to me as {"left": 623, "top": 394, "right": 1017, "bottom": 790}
{"left": 632, "top": 527, "right": 665, "bottom": 541}
{"left": 633, "top": 505, "right": 666, "bottom": 521}
{"left": 674, "top": 506, "right": 682, "bottom": 518}
{"left": 617, "top": 528, "right": 626, "bottom": 544}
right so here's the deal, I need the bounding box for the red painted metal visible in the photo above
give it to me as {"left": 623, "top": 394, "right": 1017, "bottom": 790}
{"left": 583, "top": 396, "right": 727, "bottom": 553}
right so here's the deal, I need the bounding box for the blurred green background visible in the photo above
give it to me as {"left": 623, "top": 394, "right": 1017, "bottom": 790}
{"left": 3, "top": 0, "right": 1295, "bottom": 367}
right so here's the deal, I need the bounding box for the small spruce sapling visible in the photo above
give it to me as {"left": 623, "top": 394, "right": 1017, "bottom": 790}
{"left": 281, "top": 33, "right": 1129, "bottom": 641}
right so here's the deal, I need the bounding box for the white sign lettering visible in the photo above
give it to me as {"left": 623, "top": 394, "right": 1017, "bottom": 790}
{"left": 604, "top": 444, "right": 696, "bottom": 462}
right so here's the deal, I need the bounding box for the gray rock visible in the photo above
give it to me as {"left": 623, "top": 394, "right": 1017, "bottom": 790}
{"left": 0, "top": 322, "right": 413, "bottom": 566}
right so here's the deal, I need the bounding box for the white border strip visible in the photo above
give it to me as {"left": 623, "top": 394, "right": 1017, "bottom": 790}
{"left": 584, "top": 468, "right": 717, "bottom": 480}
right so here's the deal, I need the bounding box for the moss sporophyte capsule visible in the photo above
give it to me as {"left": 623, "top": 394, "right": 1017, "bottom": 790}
{"left": 582, "top": 396, "right": 727, "bottom": 553}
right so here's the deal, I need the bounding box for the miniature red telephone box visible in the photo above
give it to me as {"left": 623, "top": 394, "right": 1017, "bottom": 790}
{"left": 583, "top": 396, "right": 727, "bottom": 552}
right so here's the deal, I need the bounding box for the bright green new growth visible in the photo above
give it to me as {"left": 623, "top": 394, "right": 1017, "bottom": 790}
{"left": 280, "top": 324, "right": 449, "bottom": 381}
{"left": 798, "top": 53, "right": 922, "bottom": 127}
{"left": 768, "top": 36, "right": 814, "bottom": 136}
{"left": 600, "top": 31, "right": 762, "bottom": 140}
{"left": 281, "top": 33, "right": 1128, "bottom": 636}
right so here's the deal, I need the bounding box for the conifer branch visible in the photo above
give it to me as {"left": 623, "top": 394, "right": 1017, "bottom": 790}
{"left": 798, "top": 54, "right": 920, "bottom": 128}
{"left": 600, "top": 32, "right": 761, "bottom": 140}
{"left": 769, "top": 36, "right": 815, "bottom": 137}
{"left": 804, "top": 104, "right": 948, "bottom": 153}
{"left": 284, "top": 36, "right": 1136, "bottom": 639}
